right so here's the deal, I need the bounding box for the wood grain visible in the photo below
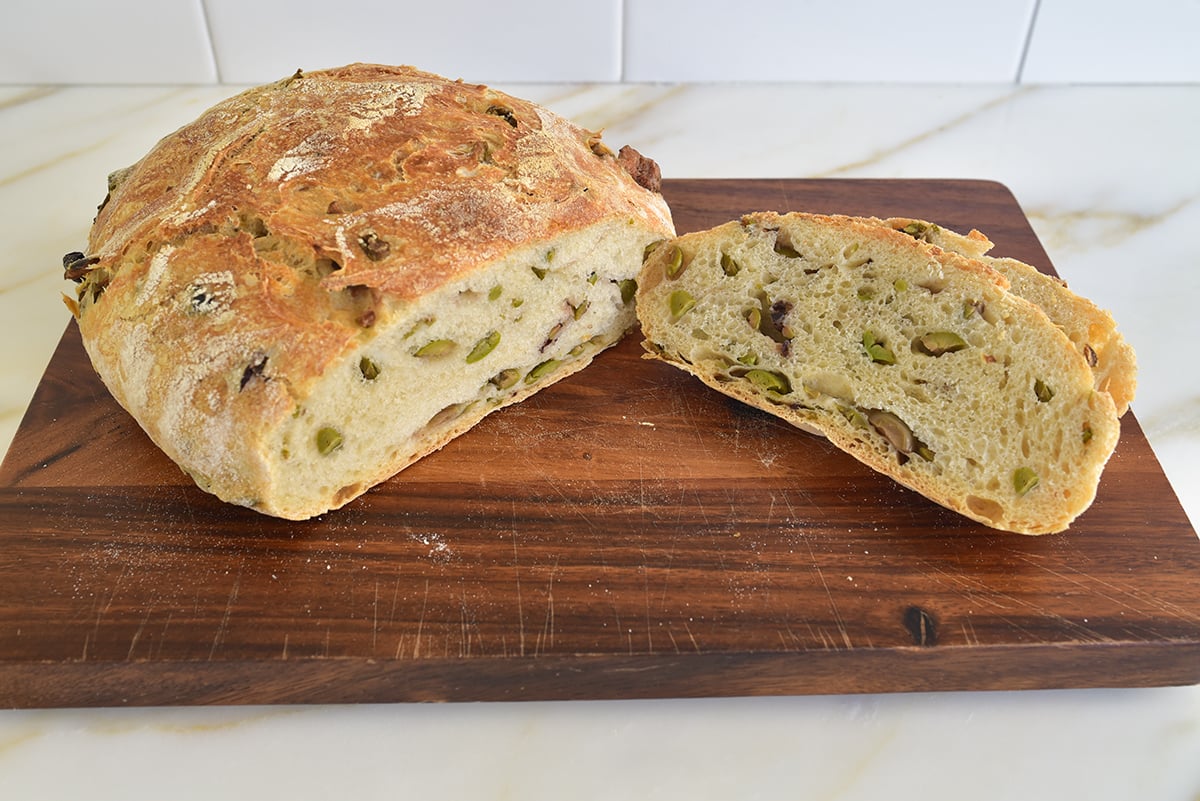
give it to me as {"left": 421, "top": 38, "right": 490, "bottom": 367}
{"left": 2, "top": 179, "right": 1198, "bottom": 708}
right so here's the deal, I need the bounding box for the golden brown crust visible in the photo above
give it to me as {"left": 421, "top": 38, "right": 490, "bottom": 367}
{"left": 68, "top": 64, "right": 674, "bottom": 515}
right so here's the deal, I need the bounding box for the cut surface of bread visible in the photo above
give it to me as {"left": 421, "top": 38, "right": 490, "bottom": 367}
{"left": 877, "top": 217, "right": 1137, "bottom": 416}
{"left": 66, "top": 64, "right": 674, "bottom": 520}
{"left": 637, "top": 212, "right": 1125, "bottom": 535}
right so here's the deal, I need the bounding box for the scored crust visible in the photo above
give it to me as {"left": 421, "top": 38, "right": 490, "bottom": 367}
{"left": 66, "top": 64, "right": 674, "bottom": 518}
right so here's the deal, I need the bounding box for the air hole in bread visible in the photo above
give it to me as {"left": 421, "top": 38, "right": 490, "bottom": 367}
{"left": 966, "top": 495, "right": 1004, "bottom": 523}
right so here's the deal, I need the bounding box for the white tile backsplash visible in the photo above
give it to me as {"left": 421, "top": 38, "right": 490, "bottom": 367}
{"left": 203, "top": 0, "right": 622, "bottom": 84}
{"left": 2, "top": 0, "right": 1199, "bottom": 85}
{"left": 0, "top": 0, "right": 216, "bottom": 84}
{"left": 1021, "top": 0, "right": 1200, "bottom": 83}
{"left": 624, "top": 0, "right": 1037, "bottom": 83}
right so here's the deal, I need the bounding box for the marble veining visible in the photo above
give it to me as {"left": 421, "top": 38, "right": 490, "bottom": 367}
{"left": 1, "top": 81, "right": 1198, "bottom": 801}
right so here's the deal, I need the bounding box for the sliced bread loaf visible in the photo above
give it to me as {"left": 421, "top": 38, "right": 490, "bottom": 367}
{"left": 636, "top": 211, "right": 1125, "bottom": 535}
{"left": 65, "top": 64, "right": 674, "bottom": 520}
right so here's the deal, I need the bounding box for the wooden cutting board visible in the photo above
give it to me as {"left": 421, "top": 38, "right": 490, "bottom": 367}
{"left": 2, "top": 179, "right": 1198, "bottom": 708}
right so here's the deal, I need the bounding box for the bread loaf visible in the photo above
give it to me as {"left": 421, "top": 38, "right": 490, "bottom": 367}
{"left": 637, "top": 211, "right": 1128, "bottom": 535}
{"left": 65, "top": 64, "right": 674, "bottom": 520}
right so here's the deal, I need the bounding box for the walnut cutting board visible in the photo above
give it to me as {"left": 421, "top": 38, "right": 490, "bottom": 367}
{"left": 2, "top": 179, "right": 1198, "bottom": 708}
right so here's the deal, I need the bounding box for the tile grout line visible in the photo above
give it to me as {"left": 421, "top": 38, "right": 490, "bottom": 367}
{"left": 1015, "top": 0, "right": 1043, "bottom": 84}
{"left": 618, "top": 0, "right": 628, "bottom": 83}
{"left": 198, "top": 0, "right": 223, "bottom": 84}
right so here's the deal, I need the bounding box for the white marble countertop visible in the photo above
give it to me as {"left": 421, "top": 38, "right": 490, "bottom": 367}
{"left": 1, "top": 81, "right": 1198, "bottom": 800}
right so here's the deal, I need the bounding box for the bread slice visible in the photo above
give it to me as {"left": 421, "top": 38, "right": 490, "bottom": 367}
{"left": 877, "top": 217, "right": 1137, "bottom": 416}
{"left": 636, "top": 211, "right": 1124, "bottom": 535}
{"left": 65, "top": 64, "right": 674, "bottom": 520}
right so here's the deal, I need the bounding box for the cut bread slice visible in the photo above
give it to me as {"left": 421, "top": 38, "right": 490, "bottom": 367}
{"left": 636, "top": 211, "right": 1125, "bottom": 535}
{"left": 878, "top": 217, "right": 1137, "bottom": 416}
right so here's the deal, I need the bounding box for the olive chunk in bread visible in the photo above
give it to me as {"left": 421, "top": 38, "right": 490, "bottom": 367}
{"left": 66, "top": 64, "right": 674, "bottom": 520}
{"left": 876, "top": 217, "right": 1136, "bottom": 416}
{"left": 637, "top": 212, "right": 1127, "bottom": 535}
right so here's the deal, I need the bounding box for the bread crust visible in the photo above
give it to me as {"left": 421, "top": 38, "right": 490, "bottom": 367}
{"left": 68, "top": 64, "right": 673, "bottom": 516}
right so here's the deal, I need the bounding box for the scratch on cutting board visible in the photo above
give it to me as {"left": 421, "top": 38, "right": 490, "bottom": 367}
{"left": 682, "top": 620, "right": 701, "bottom": 653}
{"left": 460, "top": 584, "right": 480, "bottom": 658}
{"left": 639, "top": 551, "right": 655, "bottom": 655}
{"left": 535, "top": 559, "right": 559, "bottom": 656}
{"left": 126, "top": 606, "right": 155, "bottom": 660}
{"left": 921, "top": 558, "right": 1111, "bottom": 644}
{"left": 960, "top": 617, "right": 982, "bottom": 647}
{"left": 1023, "top": 554, "right": 1200, "bottom": 624}
{"left": 83, "top": 561, "right": 132, "bottom": 660}
{"left": 656, "top": 538, "right": 679, "bottom": 611}
{"left": 388, "top": 564, "right": 404, "bottom": 625}
{"left": 412, "top": 578, "right": 430, "bottom": 659}
{"left": 155, "top": 613, "right": 172, "bottom": 660}
{"left": 511, "top": 525, "right": 526, "bottom": 657}
{"left": 208, "top": 567, "right": 242, "bottom": 660}
{"left": 803, "top": 537, "right": 852, "bottom": 649}
{"left": 372, "top": 580, "right": 380, "bottom": 653}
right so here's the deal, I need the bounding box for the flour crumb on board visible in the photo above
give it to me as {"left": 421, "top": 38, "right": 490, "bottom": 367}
{"left": 410, "top": 532, "right": 454, "bottom": 563}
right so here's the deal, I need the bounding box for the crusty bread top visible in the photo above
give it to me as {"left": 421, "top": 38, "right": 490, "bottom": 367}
{"left": 64, "top": 64, "right": 674, "bottom": 511}
{"left": 84, "top": 64, "right": 672, "bottom": 300}
{"left": 68, "top": 63, "right": 674, "bottom": 440}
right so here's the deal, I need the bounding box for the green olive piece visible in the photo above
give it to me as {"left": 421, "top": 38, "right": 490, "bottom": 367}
{"left": 669, "top": 290, "right": 696, "bottom": 319}
{"left": 466, "top": 331, "right": 501, "bottom": 363}
{"left": 862, "top": 331, "right": 896, "bottom": 365}
{"left": 720, "top": 252, "right": 741, "bottom": 276}
{"left": 866, "top": 409, "right": 915, "bottom": 453}
{"left": 665, "top": 245, "right": 685, "bottom": 278}
{"left": 1013, "top": 466, "right": 1040, "bottom": 495}
{"left": 737, "top": 352, "right": 760, "bottom": 366}
{"left": 1082, "top": 423, "right": 1094, "bottom": 443}
{"left": 1034, "top": 379, "right": 1055, "bottom": 403}
{"left": 618, "top": 279, "right": 637, "bottom": 304}
{"left": 489, "top": 368, "right": 521, "bottom": 390}
{"left": 488, "top": 285, "right": 503, "bottom": 301}
{"left": 837, "top": 404, "right": 868, "bottom": 429}
{"left": 358, "top": 356, "right": 381, "bottom": 380}
{"left": 916, "top": 331, "right": 968, "bottom": 356}
{"left": 525, "top": 359, "right": 561, "bottom": 384}
{"left": 643, "top": 239, "right": 665, "bottom": 262}
{"left": 414, "top": 338, "right": 456, "bottom": 358}
{"left": 531, "top": 265, "right": 548, "bottom": 280}
{"left": 572, "top": 300, "right": 590, "bottom": 320}
{"left": 745, "top": 369, "right": 791, "bottom": 395}
{"left": 773, "top": 239, "right": 801, "bottom": 258}
{"left": 316, "top": 427, "right": 343, "bottom": 455}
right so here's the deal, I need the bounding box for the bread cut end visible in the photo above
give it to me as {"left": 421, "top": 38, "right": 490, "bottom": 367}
{"left": 637, "top": 212, "right": 1125, "bottom": 535}
{"left": 257, "top": 220, "right": 651, "bottom": 519}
